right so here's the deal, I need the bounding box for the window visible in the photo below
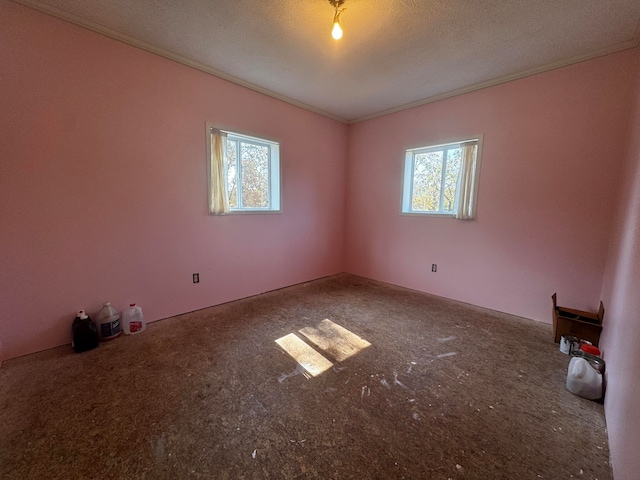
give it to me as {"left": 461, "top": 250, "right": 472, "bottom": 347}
{"left": 401, "top": 137, "right": 482, "bottom": 219}
{"left": 207, "top": 124, "right": 280, "bottom": 214}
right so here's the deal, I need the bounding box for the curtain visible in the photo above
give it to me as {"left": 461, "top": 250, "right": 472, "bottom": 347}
{"left": 210, "top": 129, "right": 229, "bottom": 215}
{"left": 456, "top": 141, "right": 478, "bottom": 220}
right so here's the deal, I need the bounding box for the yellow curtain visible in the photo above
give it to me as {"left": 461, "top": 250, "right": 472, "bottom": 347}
{"left": 456, "top": 141, "right": 478, "bottom": 220}
{"left": 210, "top": 129, "right": 229, "bottom": 215}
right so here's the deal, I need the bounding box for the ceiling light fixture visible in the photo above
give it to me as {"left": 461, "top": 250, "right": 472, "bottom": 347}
{"left": 329, "top": 0, "right": 346, "bottom": 40}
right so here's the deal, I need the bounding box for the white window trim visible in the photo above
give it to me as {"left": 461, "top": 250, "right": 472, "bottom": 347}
{"left": 206, "top": 122, "right": 281, "bottom": 215}
{"left": 400, "top": 135, "right": 483, "bottom": 217}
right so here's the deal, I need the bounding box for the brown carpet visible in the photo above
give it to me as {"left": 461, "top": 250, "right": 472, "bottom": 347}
{"left": 0, "top": 274, "right": 611, "bottom": 479}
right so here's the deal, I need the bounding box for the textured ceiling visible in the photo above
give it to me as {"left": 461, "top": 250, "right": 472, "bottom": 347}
{"left": 14, "top": 0, "right": 640, "bottom": 122}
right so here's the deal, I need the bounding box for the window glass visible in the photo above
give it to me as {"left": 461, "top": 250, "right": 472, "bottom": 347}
{"left": 238, "top": 140, "right": 270, "bottom": 208}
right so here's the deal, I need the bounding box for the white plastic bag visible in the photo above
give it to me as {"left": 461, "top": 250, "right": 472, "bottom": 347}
{"left": 566, "top": 356, "right": 602, "bottom": 400}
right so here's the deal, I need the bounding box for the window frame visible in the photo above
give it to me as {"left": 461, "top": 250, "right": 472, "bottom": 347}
{"left": 401, "top": 135, "right": 483, "bottom": 217}
{"left": 206, "top": 122, "right": 281, "bottom": 215}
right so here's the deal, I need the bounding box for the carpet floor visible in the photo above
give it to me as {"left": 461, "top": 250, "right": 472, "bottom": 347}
{"left": 0, "top": 274, "right": 611, "bottom": 479}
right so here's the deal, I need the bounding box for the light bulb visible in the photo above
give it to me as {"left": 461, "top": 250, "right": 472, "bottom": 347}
{"left": 332, "top": 20, "right": 343, "bottom": 40}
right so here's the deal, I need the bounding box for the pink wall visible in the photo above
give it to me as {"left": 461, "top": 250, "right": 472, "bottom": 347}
{"left": 0, "top": 1, "right": 348, "bottom": 360}
{"left": 599, "top": 49, "right": 640, "bottom": 480}
{"left": 345, "top": 50, "right": 637, "bottom": 323}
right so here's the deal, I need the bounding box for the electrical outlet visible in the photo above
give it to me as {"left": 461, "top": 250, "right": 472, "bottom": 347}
{"left": 431, "top": 264, "right": 437, "bottom": 272}
{"left": 193, "top": 273, "right": 200, "bottom": 283}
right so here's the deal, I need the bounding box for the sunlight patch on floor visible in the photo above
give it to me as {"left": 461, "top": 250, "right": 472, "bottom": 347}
{"left": 276, "top": 319, "right": 371, "bottom": 378}
{"left": 299, "top": 319, "right": 371, "bottom": 362}
{"left": 275, "top": 333, "right": 333, "bottom": 377}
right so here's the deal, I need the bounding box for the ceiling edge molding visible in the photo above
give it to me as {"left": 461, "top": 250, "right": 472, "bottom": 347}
{"left": 350, "top": 39, "right": 640, "bottom": 124}
{"left": 11, "top": 0, "right": 349, "bottom": 124}
{"left": 10, "top": 0, "right": 640, "bottom": 125}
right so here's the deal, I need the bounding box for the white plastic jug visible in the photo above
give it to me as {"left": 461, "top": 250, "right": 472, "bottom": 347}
{"left": 122, "top": 303, "right": 146, "bottom": 335}
{"left": 95, "top": 302, "right": 121, "bottom": 341}
{"left": 566, "top": 356, "right": 602, "bottom": 400}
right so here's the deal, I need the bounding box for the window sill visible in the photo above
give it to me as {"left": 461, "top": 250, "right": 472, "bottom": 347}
{"left": 209, "top": 210, "right": 282, "bottom": 216}
{"left": 400, "top": 211, "right": 456, "bottom": 217}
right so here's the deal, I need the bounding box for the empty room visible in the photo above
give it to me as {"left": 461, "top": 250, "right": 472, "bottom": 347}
{"left": 1, "top": 1, "right": 640, "bottom": 479}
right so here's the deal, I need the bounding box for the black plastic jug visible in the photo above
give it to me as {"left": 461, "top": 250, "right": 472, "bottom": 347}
{"left": 72, "top": 310, "right": 99, "bottom": 353}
